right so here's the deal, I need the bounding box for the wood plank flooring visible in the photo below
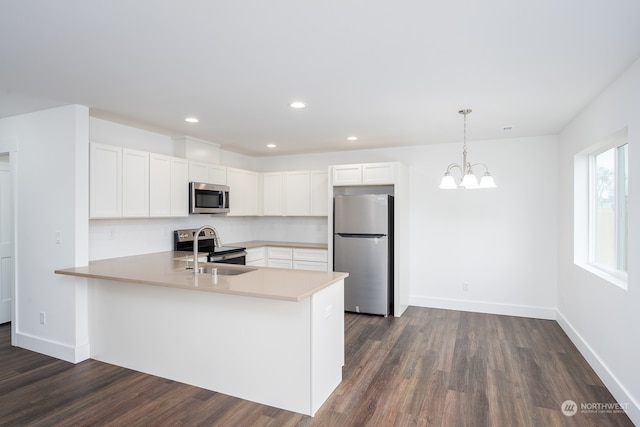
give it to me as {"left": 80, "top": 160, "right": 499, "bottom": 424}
{"left": 0, "top": 307, "right": 634, "bottom": 426}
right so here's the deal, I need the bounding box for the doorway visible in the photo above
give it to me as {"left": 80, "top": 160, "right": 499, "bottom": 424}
{"left": 0, "top": 153, "right": 12, "bottom": 325}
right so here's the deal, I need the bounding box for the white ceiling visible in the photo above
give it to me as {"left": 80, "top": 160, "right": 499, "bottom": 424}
{"left": 2, "top": 1, "right": 640, "bottom": 156}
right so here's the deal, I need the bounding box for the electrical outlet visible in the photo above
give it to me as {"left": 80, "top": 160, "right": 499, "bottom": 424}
{"left": 463, "top": 282, "right": 469, "bottom": 291}
{"left": 39, "top": 312, "right": 46, "bottom": 324}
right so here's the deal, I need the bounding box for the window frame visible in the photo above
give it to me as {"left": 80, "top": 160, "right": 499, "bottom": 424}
{"left": 587, "top": 138, "right": 628, "bottom": 284}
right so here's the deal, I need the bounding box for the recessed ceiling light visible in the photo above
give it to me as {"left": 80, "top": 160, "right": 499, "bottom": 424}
{"left": 185, "top": 117, "right": 199, "bottom": 123}
{"left": 502, "top": 125, "right": 513, "bottom": 131}
{"left": 289, "top": 101, "right": 306, "bottom": 109}
{"left": 266, "top": 143, "right": 277, "bottom": 148}
{"left": 347, "top": 136, "right": 358, "bottom": 141}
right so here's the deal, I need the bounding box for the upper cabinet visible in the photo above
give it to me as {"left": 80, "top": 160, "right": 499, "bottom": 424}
{"left": 90, "top": 143, "right": 188, "bottom": 219}
{"left": 332, "top": 162, "right": 396, "bottom": 186}
{"left": 227, "top": 167, "right": 259, "bottom": 216}
{"left": 284, "top": 171, "right": 310, "bottom": 216}
{"left": 263, "top": 172, "right": 284, "bottom": 216}
{"left": 150, "top": 154, "right": 189, "bottom": 217}
{"left": 122, "top": 148, "right": 149, "bottom": 217}
{"left": 188, "top": 160, "right": 226, "bottom": 185}
{"left": 90, "top": 143, "right": 122, "bottom": 218}
{"left": 259, "top": 169, "right": 328, "bottom": 217}
{"left": 310, "top": 170, "right": 329, "bottom": 216}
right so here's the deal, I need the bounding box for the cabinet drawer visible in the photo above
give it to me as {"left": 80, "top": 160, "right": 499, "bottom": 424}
{"left": 293, "top": 248, "right": 328, "bottom": 262}
{"left": 267, "top": 259, "right": 293, "bottom": 269}
{"left": 293, "top": 261, "right": 328, "bottom": 272}
{"left": 267, "top": 247, "right": 293, "bottom": 260}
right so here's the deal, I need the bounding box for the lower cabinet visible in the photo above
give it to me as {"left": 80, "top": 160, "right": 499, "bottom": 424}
{"left": 245, "top": 247, "right": 266, "bottom": 267}
{"left": 245, "top": 246, "right": 328, "bottom": 271}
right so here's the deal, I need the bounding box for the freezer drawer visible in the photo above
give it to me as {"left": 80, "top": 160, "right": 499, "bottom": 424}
{"left": 334, "top": 234, "right": 391, "bottom": 316}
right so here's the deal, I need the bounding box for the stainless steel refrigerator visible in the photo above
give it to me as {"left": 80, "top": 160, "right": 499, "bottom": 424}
{"left": 334, "top": 194, "right": 393, "bottom": 316}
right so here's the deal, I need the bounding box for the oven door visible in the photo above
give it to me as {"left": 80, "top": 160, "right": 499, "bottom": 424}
{"left": 189, "top": 182, "right": 230, "bottom": 214}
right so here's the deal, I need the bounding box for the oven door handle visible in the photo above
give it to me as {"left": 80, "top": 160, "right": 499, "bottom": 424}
{"left": 209, "top": 250, "right": 247, "bottom": 262}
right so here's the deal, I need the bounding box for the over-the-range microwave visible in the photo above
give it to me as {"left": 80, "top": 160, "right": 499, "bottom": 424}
{"left": 189, "top": 182, "right": 230, "bottom": 214}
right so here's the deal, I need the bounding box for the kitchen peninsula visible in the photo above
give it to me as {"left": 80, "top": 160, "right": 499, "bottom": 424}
{"left": 55, "top": 252, "right": 347, "bottom": 416}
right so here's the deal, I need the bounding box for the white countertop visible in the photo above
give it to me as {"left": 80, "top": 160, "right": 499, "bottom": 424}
{"left": 55, "top": 251, "right": 346, "bottom": 302}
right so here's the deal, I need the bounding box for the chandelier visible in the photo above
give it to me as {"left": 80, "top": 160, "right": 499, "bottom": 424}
{"left": 439, "top": 109, "right": 496, "bottom": 189}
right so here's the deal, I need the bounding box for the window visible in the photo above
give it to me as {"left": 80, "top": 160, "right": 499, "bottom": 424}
{"left": 589, "top": 140, "right": 628, "bottom": 279}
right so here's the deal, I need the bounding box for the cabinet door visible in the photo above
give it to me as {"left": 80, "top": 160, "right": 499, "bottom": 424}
{"left": 246, "top": 247, "right": 266, "bottom": 266}
{"left": 188, "top": 161, "right": 210, "bottom": 183}
{"left": 267, "top": 259, "right": 293, "bottom": 269}
{"left": 285, "top": 171, "right": 310, "bottom": 216}
{"left": 263, "top": 172, "right": 284, "bottom": 216}
{"left": 293, "top": 248, "right": 328, "bottom": 262}
{"left": 122, "top": 149, "right": 149, "bottom": 217}
{"left": 90, "top": 143, "right": 122, "bottom": 218}
{"left": 226, "top": 168, "right": 244, "bottom": 215}
{"left": 310, "top": 170, "right": 328, "bottom": 216}
{"left": 149, "top": 153, "right": 171, "bottom": 217}
{"left": 170, "top": 157, "right": 189, "bottom": 216}
{"left": 243, "top": 171, "right": 259, "bottom": 216}
{"left": 362, "top": 163, "right": 395, "bottom": 185}
{"left": 332, "top": 164, "right": 362, "bottom": 186}
{"left": 209, "top": 165, "right": 227, "bottom": 185}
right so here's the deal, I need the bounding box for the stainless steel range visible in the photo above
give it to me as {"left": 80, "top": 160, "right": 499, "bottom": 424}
{"left": 173, "top": 228, "right": 247, "bottom": 265}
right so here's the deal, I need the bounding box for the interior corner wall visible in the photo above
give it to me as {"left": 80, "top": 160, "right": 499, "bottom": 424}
{"left": 557, "top": 57, "right": 640, "bottom": 424}
{"left": 0, "top": 105, "right": 90, "bottom": 363}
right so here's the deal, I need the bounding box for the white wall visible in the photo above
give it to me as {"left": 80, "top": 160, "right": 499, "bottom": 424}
{"left": 262, "top": 137, "right": 559, "bottom": 319}
{"left": 557, "top": 58, "right": 640, "bottom": 423}
{"left": 0, "top": 105, "right": 90, "bottom": 362}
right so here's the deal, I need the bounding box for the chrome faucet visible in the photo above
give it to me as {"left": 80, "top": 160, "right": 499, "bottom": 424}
{"left": 193, "top": 225, "right": 222, "bottom": 274}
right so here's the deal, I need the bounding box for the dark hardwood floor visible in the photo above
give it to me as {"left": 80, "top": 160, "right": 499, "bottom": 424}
{"left": 0, "top": 307, "right": 634, "bottom": 426}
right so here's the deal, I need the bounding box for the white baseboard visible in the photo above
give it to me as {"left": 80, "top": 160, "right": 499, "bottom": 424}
{"left": 410, "top": 296, "right": 556, "bottom": 320}
{"left": 15, "top": 331, "right": 90, "bottom": 364}
{"left": 556, "top": 311, "right": 639, "bottom": 426}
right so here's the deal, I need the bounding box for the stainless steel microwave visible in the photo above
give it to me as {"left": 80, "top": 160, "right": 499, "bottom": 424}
{"left": 189, "top": 182, "right": 230, "bottom": 214}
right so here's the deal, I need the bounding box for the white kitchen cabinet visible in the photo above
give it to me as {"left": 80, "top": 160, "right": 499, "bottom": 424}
{"left": 90, "top": 143, "right": 122, "bottom": 218}
{"left": 331, "top": 162, "right": 396, "bottom": 186}
{"left": 227, "top": 167, "right": 258, "bottom": 216}
{"left": 262, "top": 172, "right": 284, "bottom": 216}
{"left": 267, "top": 246, "right": 294, "bottom": 269}
{"left": 245, "top": 247, "right": 266, "bottom": 267}
{"left": 293, "top": 261, "right": 329, "bottom": 271}
{"left": 284, "top": 171, "right": 310, "bottom": 216}
{"left": 170, "top": 157, "right": 189, "bottom": 216}
{"left": 331, "top": 164, "right": 362, "bottom": 186}
{"left": 188, "top": 160, "right": 210, "bottom": 183}
{"left": 262, "top": 246, "right": 328, "bottom": 271}
{"left": 268, "top": 259, "right": 294, "bottom": 269}
{"left": 188, "top": 161, "right": 227, "bottom": 185}
{"left": 150, "top": 154, "right": 189, "bottom": 217}
{"left": 293, "top": 248, "right": 328, "bottom": 271}
{"left": 209, "top": 165, "right": 227, "bottom": 185}
{"left": 122, "top": 148, "right": 149, "bottom": 217}
{"left": 149, "top": 153, "right": 171, "bottom": 217}
{"left": 310, "top": 170, "right": 328, "bottom": 216}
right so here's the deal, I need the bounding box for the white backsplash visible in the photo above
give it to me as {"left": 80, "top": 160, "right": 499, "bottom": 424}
{"left": 89, "top": 216, "right": 328, "bottom": 261}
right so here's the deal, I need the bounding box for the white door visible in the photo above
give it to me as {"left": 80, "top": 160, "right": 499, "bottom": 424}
{"left": 0, "top": 157, "right": 12, "bottom": 324}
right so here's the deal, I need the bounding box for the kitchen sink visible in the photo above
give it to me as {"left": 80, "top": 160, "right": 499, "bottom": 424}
{"left": 195, "top": 266, "right": 257, "bottom": 276}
